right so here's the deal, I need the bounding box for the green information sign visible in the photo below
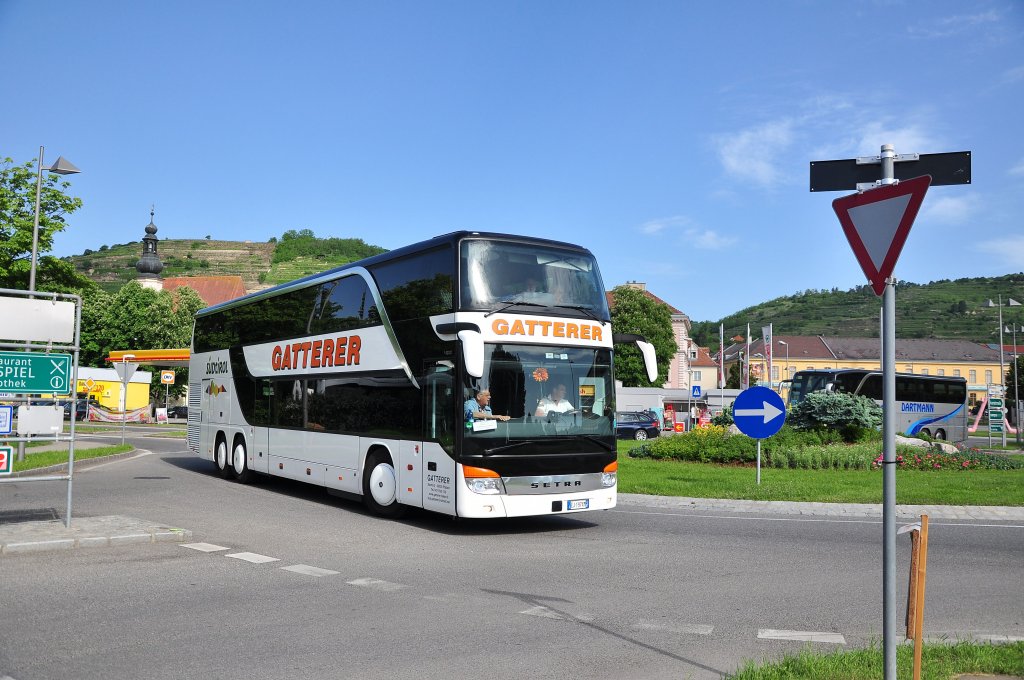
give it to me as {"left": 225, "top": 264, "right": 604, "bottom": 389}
{"left": 990, "top": 409, "right": 1004, "bottom": 422}
{"left": 990, "top": 398, "right": 1003, "bottom": 409}
{"left": 991, "top": 423, "right": 1004, "bottom": 434}
{"left": 0, "top": 351, "right": 72, "bottom": 394}
{"left": 0, "top": 445, "right": 11, "bottom": 475}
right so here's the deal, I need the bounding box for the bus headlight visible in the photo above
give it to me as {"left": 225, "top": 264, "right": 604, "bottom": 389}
{"left": 602, "top": 461, "right": 617, "bottom": 488}
{"left": 463, "top": 465, "right": 505, "bottom": 495}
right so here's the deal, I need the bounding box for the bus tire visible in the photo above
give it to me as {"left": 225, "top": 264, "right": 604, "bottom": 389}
{"left": 362, "top": 450, "right": 406, "bottom": 518}
{"left": 934, "top": 429, "right": 946, "bottom": 441}
{"left": 920, "top": 428, "right": 931, "bottom": 438}
{"left": 215, "top": 435, "right": 232, "bottom": 479}
{"left": 232, "top": 435, "right": 254, "bottom": 483}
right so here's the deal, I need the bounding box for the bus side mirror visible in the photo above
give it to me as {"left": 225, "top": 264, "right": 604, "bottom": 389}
{"left": 458, "top": 329, "right": 484, "bottom": 379}
{"left": 637, "top": 340, "right": 657, "bottom": 384}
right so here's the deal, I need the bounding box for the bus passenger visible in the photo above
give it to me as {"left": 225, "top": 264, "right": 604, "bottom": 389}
{"left": 465, "top": 389, "right": 511, "bottom": 422}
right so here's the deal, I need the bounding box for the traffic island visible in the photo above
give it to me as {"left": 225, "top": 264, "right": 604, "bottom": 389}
{"left": 0, "top": 515, "right": 192, "bottom": 555}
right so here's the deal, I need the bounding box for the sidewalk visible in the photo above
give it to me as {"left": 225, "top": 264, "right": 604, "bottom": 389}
{"left": 618, "top": 493, "right": 1024, "bottom": 522}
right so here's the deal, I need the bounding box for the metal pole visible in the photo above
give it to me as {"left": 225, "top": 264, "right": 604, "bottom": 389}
{"left": 1012, "top": 324, "right": 1020, "bottom": 448}
{"left": 65, "top": 293, "right": 82, "bottom": 528}
{"left": 756, "top": 439, "right": 761, "bottom": 485}
{"left": 880, "top": 143, "right": 897, "bottom": 680}
{"left": 997, "top": 297, "right": 1006, "bottom": 447}
{"left": 121, "top": 358, "right": 128, "bottom": 446}
{"left": 29, "top": 146, "right": 44, "bottom": 294}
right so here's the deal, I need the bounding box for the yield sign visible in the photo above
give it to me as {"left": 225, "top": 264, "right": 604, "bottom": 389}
{"left": 832, "top": 174, "right": 932, "bottom": 296}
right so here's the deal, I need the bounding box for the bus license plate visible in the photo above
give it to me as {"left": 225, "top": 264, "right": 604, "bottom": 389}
{"left": 567, "top": 499, "right": 589, "bottom": 510}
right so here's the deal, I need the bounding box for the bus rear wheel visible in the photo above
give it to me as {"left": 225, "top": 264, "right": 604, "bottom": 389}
{"left": 232, "top": 437, "right": 254, "bottom": 483}
{"left": 362, "top": 451, "right": 406, "bottom": 518}
{"left": 934, "top": 429, "right": 946, "bottom": 441}
{"left": 215, "top": 436, "right": 232, "bottom": 479}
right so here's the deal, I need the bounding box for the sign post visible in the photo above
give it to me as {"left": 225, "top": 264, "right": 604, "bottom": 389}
{"left": 813, "top": 143, "right": 970, "bottom": 680}
{"left": 114, "top": 357, "right": 138, "bottom": 445}
{"left": 161, "top": 370, "right": 175, "bottom": 421}
{"left": 733, "top": 386, "right": 786, "bottom": 485}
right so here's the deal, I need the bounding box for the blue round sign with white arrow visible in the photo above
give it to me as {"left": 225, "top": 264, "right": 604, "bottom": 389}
{"left": 733, "top": 386, "right": 786, "bottom": 439}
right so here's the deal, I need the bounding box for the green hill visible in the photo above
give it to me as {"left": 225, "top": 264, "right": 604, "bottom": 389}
{"left": 66, "top": 231, "right": 387, "bottom": 293}
{"left": 692, "top": 273, "right": 1024, "bottom": 347}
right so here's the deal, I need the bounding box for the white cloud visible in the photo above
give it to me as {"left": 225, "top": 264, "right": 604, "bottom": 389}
{"left": 975, "top": 235, "right": 1024, "bottom": 268}
{"left": 1001, "top": 65, "right": 1024, "bottom": 85}
{"left": 713, "top": 119, "right": 795, "bottom": 188}
{"left": 639, "top": 215, "right": 692, "bottom": 235}
{"left": 1010, "top": 159, "right": 1024, "bottom": 176}
{"left": 908, "top": 10, "right": 1000, "bottom": 39}
{"left": 849, "top": 121, "right": 940, "bottom": 158}
{"left": 919, "top": 195, "right": 977, "bottom": 225}
{"left": 685, "top": 228, "right": 737, "bottom": 250}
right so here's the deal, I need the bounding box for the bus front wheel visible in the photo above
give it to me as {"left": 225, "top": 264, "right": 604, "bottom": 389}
{"left": 215, "top": 436, "right": 232, "bottom": 479}
{"left": 362, "top": 451, "right": 406, "bottom": 518}
{"left": 934, "top": 429, "right": 946, "bottom": 441}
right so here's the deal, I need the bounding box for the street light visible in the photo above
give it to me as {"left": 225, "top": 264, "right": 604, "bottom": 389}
{"left": 1006, "top": 322, "right": 1022, "bottom": 448}
{"left": 984, "top": 296, "right": 1021, "bottom": 448}
{"left": 778, "top": 340, "right": 790, "bottom": 395}
{"left": 30, "top": 146, "right": 81, "bottom": 293}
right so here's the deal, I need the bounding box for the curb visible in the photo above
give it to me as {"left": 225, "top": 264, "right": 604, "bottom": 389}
{"left": 5, "top": 448, "right": 142, "bottom": 479}
{"left": 0, "top": 515, "right": 192, "bottom": 555}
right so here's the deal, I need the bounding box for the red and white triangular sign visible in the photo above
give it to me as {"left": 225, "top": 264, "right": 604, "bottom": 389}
{"left": 832, "top": 175, "right": 932, "bottom": 296}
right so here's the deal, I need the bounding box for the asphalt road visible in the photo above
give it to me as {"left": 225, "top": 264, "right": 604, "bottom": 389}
{"left": 1, "top": 434, "right": 1021, "bottom": 680}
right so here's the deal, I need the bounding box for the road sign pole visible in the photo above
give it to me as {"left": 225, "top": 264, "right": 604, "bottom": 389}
{"left": 882, "top": 275, "right": 898, "bottom": 680}
{"left": 880, "top": 143, "right": 898, "bottom": 680}
{"left": 756, "top": 440, "right": 761, "bottom": 485}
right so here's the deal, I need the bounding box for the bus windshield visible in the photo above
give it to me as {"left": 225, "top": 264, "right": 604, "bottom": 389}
{"left": 460, "top": 240, "right": 609, "bottom": 317}
{"left": 787, "top": 372, "right": 834, "bottom": 405}
{"left": 461, "top": 343, "right": 614, "bottom": 455}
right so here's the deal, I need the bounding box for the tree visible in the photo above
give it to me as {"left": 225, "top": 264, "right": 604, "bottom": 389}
{"left": 609, "top": 286, "right": 677, "bottom": 386}
{"left": 79, "top": 283, "right": 205, "bottom": 400}
{"left": 0, "top": 156, "right": 90, "bottom": 292}
{"left": 789, "top": 391, "right": 882, "bottom": 442}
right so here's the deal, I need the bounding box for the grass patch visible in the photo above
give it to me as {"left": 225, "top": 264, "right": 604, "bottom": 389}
{"left": 727, "top": 640, "right": 1024, "bottom": 679}
{"left": 615, "top": 442, "right": 1024, "bottom": 505}
{"left": 11, "top": 444, "right": 134, "bottom": 473}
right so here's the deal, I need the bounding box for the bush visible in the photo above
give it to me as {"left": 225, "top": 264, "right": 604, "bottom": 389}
{"left": 789, "top": 392, "right": 882, "bottom": 442}
{"left": 711, "top": 404, "right": 733, "bottom": 427}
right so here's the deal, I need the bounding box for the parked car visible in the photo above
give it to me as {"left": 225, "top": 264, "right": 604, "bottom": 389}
{"left": 167, "top": 405, "right": 188, "bottom": 419}
{"left": 615, "top": 411, "right": 661, "bottom": 440}
{"left": 63, "top": 400, "right": 91, "bottom": 421}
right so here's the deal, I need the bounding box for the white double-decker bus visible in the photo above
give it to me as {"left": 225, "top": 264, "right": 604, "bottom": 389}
{"left": 188, "top": 232, "right": 655, "bottom": 518}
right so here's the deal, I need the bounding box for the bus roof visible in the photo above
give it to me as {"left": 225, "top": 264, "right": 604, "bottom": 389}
{"left": 195, "top": 230, "right": 594, "bottom": 319}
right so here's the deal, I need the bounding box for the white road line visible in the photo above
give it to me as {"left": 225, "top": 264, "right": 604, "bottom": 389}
{"left": 633, "top": 620, "right": 714, "bottom": 635}
{"left": 225, "top": 552, "right": 280, "bottom": 564}
{"left": 923, "top": 633, "right": 1024, "bottom": 644}
{"left": 281, "top": 564, "right": 340, "bottom": 577}
{"left": 519, "top": 606, "right": 565, "bottom": 620}
{"left": 346, "top": 577, "right": 406, "bottom": 591}
{"left": 758, "top": 629, "right": 846, "bottom": 644}
{"left": 180, "top": 542, "right": 230, "bottom": 553}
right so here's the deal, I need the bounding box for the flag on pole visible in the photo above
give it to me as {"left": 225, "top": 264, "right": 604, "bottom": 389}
{"left": 719, "top": 323, "right": 725, "bottom": 389}
{"left": 762, "top": 324, "right": 773, "bottom": 389}
{"left": 743, "top": 324, "right": 751, "bottom": 389}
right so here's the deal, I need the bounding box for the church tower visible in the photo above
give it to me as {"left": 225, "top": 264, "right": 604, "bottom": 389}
{"left": 136, "top": 206, "right": 164, "bottom": 291}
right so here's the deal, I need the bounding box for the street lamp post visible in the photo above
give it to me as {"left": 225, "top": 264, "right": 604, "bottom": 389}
{"left": 778, "top": 340, "right": 790, "bottom": 391}
{"left": 985, "top": 297, "right": 1021, "bottom": 448}
{"left": 29, "top": 146, "right": 81, "bottom": 293}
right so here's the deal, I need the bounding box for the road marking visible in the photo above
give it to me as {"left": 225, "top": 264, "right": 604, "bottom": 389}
{"left": 281, "top": 564, "right": 340, "bottom": 577}
{"left": 520, "top": 606, "right": 565, "bottom": 620}
{"left": 346, "top": 577, "right": 406, "bottom": 591}
{"left": 633, "top": 620, "right": 714, "bottom": 635}
{"left": 225, "top": 552, "right": 280, "bottom": 564}
{"left": 180, "top": 542, "right": 230, "bottom": 553}
{"left": 758, "top": 629, "right": 846, "bottom": 644}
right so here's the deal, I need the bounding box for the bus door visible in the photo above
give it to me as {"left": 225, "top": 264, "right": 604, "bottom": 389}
{"left": 420, "top": 361, "right": 456, "bottom": 515}
{"left": 251, "top": 379, "right": 272, "bottom": 474}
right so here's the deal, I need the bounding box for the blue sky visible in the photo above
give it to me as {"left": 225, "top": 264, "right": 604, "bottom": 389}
{"left": 2, "top": 1, "right": 1021, "bottom": 322}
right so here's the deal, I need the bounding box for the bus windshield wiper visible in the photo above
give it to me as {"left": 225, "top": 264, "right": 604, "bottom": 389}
{"left": 552, "top": 304, "right": 602, "bottom": 322}
{"left": 485, "top": 301, "right": 548, "bottom": 317}
{"left": 482, "top": 441, "right": 535, "bottom": 456}
{"left": 579, "top": 435, "right": 614, "bottom": 452}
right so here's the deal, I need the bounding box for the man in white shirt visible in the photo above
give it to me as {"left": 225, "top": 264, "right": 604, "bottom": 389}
{"left": 535, "top": 384, "right": 575, "bottom": 416}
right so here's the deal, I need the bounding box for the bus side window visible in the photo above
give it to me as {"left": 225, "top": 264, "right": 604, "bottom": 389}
{"left": 860, "top": 375, "right": 883, "bottom": 401}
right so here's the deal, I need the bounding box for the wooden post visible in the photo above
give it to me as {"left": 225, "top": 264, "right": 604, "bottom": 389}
{"left": 912, "top": 514, "right": 930, "bottom": 680}
{"left": 906, "top": 528, "right": 920, "bottom": 639}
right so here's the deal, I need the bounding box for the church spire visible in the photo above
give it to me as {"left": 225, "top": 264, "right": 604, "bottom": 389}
{"left": 136, "top": 205, "right": 164, "bottom": 290}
